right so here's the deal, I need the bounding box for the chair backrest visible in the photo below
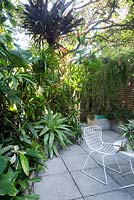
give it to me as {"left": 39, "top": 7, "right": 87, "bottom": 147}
{"left": 83, "top": 125, "right": 103, "bottom": 150}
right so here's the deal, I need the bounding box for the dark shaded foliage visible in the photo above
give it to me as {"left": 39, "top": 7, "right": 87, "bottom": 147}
{"left": 22, "top": 0, "right": 83, "bottom": 47}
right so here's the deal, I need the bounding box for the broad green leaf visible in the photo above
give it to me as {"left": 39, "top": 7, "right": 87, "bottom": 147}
{"left": 56, "top": 117, "right": 67, "bottom": 124}
{"left": 63, "top": 134, "right": 73, "bottom": 145}
{"left": 20, "top": 135, "right": 32, "bottom": 145}
{"left": 0, "top": 172, "right": 17, "bottom": 196}
{"left": 16, "top": 179, "right": 29, "bottom": 190}
{"left": 0, "top": 145, "right": 14, "bottom": 155}
{"left": 0, "top": 156, "right": 7, "bottom": 175}
{"left": 21, "top": 128, "right": 27, "bottom": 137}
{"left": 49, "top": 132, "right": 55, "bottom": 150}
{"left": 26, "top": 149, "right": 43, "bottom": 160}
{"left": 39, "top": 127, "right": 49, "bottom": 136}
{"left": 13, "top": 194, "right": 40, "bottom": 200}
{"left": 28, "top": 177, "right": 41, "bottom": 182}
{"left": 0, "top": 50, "right": 7, "bottom": 57}
{"left": 20, "top": 74, "right": 36, "bottom": 86}
{"left": 0, "top": 72, "right": 3, "bottom": 80}
{"left": 27, "top": 123, "right": 38, "bottom": 138}
{"left": 44, "top": 133, "right": 49, "bottom": 145}
{"left": 63, "top": 130, "right": 74, "bottom": 137}
{"left": 23, "top": 194, "right": 40, "bottom": 199}
{"left": 55, "top": 130, "right": 66, "bottom": 147}
{"left": 11, "top": 76, "right": 17, "bottom": 90}
{"left": 19, "top": 154, "right": 30, "bottom": 176}
{"left": 53, "top": 145, "right": 59, "bottom": 157}
{"left": 49, "top": 149, "right": 54, "bottom": 159}
{"left": 34, "top": 125, "right": 44, "bottom": 129}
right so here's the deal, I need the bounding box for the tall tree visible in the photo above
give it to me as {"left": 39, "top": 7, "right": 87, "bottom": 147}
{"left": 72, "top": 0, "right": 134, "bottom": 57}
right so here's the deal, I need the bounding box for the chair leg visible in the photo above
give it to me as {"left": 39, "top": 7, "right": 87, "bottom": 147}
{"left": 102, "top": 155, "right": 108, "bottom": 184}
{"left": 82, "top": 151, "right": 93, "bottom": 172}
{"left": 114, "top": 155, "right": 122, "bottom": 173}
{"left": 119, "top": 184, "right": 134, "bottom": 189}
{"left": 81, "top": 152, "right": 108, "bottom": 185}
{"left": 96, "top": 154, "right": 122, "bottom": 174}
{"left": 130, "top": 156, "right": 134, "bottom": 174}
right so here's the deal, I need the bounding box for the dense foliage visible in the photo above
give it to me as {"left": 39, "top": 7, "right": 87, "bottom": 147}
{"left": 80, "top": 51, "right": 134, "bottom": 122}
{"left": 120, "top": 120, "right": 134, "bottom": 150}
{"left": 0, "top": 36, "right": 46, "bottom": 198}
{"left": 0, "top": 0, "right": 83, "bottom": 199}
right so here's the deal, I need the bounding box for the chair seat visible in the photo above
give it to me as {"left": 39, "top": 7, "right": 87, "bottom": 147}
{"left": 97, "top": 142, "right": 117, "bottom": 155}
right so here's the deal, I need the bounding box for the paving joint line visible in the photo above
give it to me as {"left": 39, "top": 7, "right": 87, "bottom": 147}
{"left": 83, "top": 187, "right": 132, "bottom": 199}
{"left": 38, "top": 170, "right": 71, "bottom": 177}
{"left": 60, "top": 151, "right": 87, "bottom": 158}
{"left": 60, "top": 155, "right": 84, "bottom": 199}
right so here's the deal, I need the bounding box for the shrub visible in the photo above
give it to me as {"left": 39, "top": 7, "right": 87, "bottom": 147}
{"left": 120, "top": 120, "right": 134, "bottom": 150}
{"left": 35, "top": 110, "right": 74, "bottom": 159}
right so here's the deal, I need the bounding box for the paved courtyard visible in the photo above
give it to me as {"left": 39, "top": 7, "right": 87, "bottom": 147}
{"left": 34, "top": 130, "right": 134, "bottom": 200}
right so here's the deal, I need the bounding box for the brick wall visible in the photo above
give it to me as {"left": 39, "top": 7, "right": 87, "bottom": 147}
{"left": 119, "top": 83, "right": 134, "bottom": 111}
{"left": 80, "top": 82, "right": 134, "bottom": 122}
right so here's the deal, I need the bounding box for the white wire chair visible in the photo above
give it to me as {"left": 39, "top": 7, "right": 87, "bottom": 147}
{"left": 82, "top": 125, "right": 121, "bottom": 184}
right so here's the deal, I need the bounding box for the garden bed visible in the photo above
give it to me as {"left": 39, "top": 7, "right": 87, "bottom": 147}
{"left": 110, "top": 120, "right": 122, "bottom": 133}
{"left": 87, "top": 115, "right": 110, "bottom": 130}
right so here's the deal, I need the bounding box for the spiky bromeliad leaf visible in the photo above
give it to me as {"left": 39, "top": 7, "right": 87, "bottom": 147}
{"left": 22, "top": 0, "right": 83, "bottom": 48}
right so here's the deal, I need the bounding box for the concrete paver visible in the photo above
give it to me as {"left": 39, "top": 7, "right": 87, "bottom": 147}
{"left": 126, "top": 187, "right": 134, "bottom": 199}
{"left": 34, "top": 129, "right": 134, "bottom": 200}
{"left": 60, "top": 144, "right": 86, "bottom": 157}
{"left": 84, "top": 190, "right": 133, "bottom": 200}
{"left": 62, "top": 153, "right": 98, "bottom": 172}
{"left": 71, "top": 169, "right": 119, "bottom": 197}
{"left": 38, "top": 156, "right": 67, "bottom": 176}
{"left": 106, "top": 165, "right": 134, "bottom": 198}
{"left": 107, "top": 166, "right": 134, "bottom": 186}
{"left": 80, "top": 141, "right": 89, "bottom": 153}
{"left": 75, "top": 198, "right": 84, "bottom": 200}
{"left": 34, "top": 172, "right": 82, "bottom": 200}
{"left": 103, "top": 130, "right": 121, "bottom": 140}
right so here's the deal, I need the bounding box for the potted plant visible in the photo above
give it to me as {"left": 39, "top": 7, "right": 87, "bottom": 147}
{"left": 87, "top": 112, "right": 110, "bottom": 130}
{"left": 106, "top": 105, "right": 134, "bottom": 133}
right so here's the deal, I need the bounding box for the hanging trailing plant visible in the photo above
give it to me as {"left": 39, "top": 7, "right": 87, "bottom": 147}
{"left": 22, "top": 0, "right": 83, "bottom": 49}
{"left": 80, "top": 51, "right": 134, "bottom": 121}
